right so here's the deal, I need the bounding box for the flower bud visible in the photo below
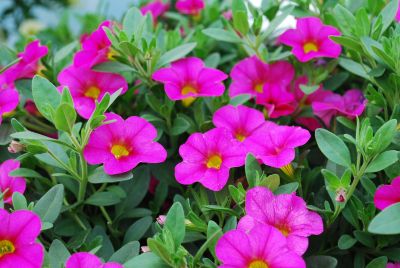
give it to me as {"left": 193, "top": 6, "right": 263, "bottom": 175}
{"left": 8, "top": 141, "right": 25, "bottom": 154}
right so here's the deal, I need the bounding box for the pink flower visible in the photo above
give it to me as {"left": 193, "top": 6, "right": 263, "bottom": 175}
{"left": 175, "top": 128, "right": 245, "bottom": 191}
{"left": 239, "top": 187, "right": 323, "bottom": 255}
{"left": 0, "top": 160, "right": 26, "bottom": 204}
{"left": 246, "top": 122, "right": 311, "bottom": 168}
{"left": 83, "top": 113, "right": 167, "bottom": 175}
{"left": 256, "top": 84, "right": 297, "bottom": 118}
{"left": 57, "top": 65, "right": 128, "bottom": 119}
{"left": 175, "top": 0, "right": 204, "bottom": 15}
{"left": 312, "top": 89, "right": 366, "bottom": 126}
{"left": 0, "top": 209, "right": 43, "bottom": 268}
{"left": 388, "top": 263, "right": 400, "bottom": 268}
{"left": 216, "top": 223, "right": 305, "bottom": 268}
{"left": 212, "top": 105, "right": 265, "bottom": 150}
{"left": 374, "top": 177, "right": 400, "bottom": 210}
{"left": 65, "top": 252, "right": 122, "bottom": 268}
{"left": 279, "top": 17, "right": 342, "bottom": 62}
{"left": 141, "top": 1, "right": 170, "bottom": 23}
{"left": 229, "top": 56, "right": 294, "bottom": 98}
{"left": 0, "top": 87, "right": 19, "bottom": 126}
{"left": 222, "top": 10, "right": 232, "bottom": 20}
{"left": 152, "top": 57, "right": 227, "bottom": 104}
{"left": 396, "top": 1, "right": 400, "bottom": 22}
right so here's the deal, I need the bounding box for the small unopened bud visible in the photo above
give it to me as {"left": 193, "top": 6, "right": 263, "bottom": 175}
{"left": 141, "top": 246, "right": 151, "bottom": 253}
{"left": 280, "top": 163, "right": 295, "bottom": 178}
{"left": 8, "top": 141, "right": 25, "bottom": 153}
{"left": 335, "top": 188, "right": 347, "bottom": 203}
{"left": 156, "top": 215, "right": 166, "bottom": 225}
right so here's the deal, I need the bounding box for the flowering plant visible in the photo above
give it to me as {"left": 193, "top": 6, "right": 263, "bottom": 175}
{"left": 1, "top": 0, "right": 400, "bottom": 267}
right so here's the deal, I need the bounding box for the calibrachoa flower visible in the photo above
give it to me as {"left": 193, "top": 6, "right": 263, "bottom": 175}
{"left": 388, "top": 263, "right": 400, "bottom": 268}
{"left": 229, "top": 56, "right": 294, "bottom": 98}
{"left": 0, "top": 160, "right": 26, "bottom": 204}
{"left": 238, "top": 187, "right": 324, "bottom": 255}
{"left": 312, "top": 89, "right": 366, "bottom": 126}
{"left": 175, "top": 0, "right": 205, "bottom": 15}
{"left": 212, "top": 105, "right": 265, "bottom": 150}
{"left": 216, "top": 223, "right": 305, "bottom": 268}
{"left": 58, "top": 65, "right": 128, "bottom": 119}
{"left": 374, "top": 177, "right": 400, "bottom": 210}
{"left": 65, "top": 252, "right": 123, "bottom": 268}
{"left": 141, "top": 0, "right": 170, "bottom": 23}
{"left": 256, "top": 84, "right": 297, "bottom": 118}
{"left": 0, "top": 88, "right": 19, "bottom": 126}
{"left": 279, "top": 17, "right": 342, "bottom": 62}
{"left": 246, "top": 122, "right": 311, "bottom": 168}
{"left": 175, "top": 128, "right": 245, "bottom": 191}
{"left": 83, "top": 113, "right": 167, "bottom": 175}
{"left": 0, "top": 209, "right": 43, "bottom": 268}
{"left": 152, "top": 57, "right": 227, "bottom": 106}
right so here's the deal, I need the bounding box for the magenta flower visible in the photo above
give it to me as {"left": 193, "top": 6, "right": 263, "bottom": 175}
{"left": 152, "top": 57, "right": 227, "bottom": 105}
{"left": 0, "top": 160, "right": 26, "bottom": 204}
{"left": 239, "top": 187, "right": 323, "bottom": 255}
{"left": 374, "top": 177, "right": 400, "bottom": 210}
{"left": 176, "top": 0, "right": 205, "bottom": 15}
{"left": 65, "top": 252, "right": 123, "bottom": 268}
{"left": 255, "top": 84, "right": 297, "bottom": 118}
{"left": 58, "top": 65, "right": 128, "bottom": 119}
{"left": 396, "top": 2, "right": 400, "bottom": 22}
{"left": 141, "top": 0, "right": 170, "bottom": 23}
{"left": 388, "top": 263, "right": 400, "bottom": 268}
{"left": 312, "top": 89, "right": 366, "bottom": 126}
{"left": 216, "top": 223, "right": 305, "bottom": 268}
{"left": 279, "top": 17, "right": 342, "bottom": 62}
{"left": 0, "top": 209, "right": 43, "bottom": 268}
{"left": 246, "top": 122, "right": 311, "bottom": 168}
{"left": 0, "top": 87, "right": 19, "bottom": 126}
{"left": 212, "top": 105, "right": 265, "bottom": 150}
{"left": 83, "top": 113, "right": 167, "bottom": 175}
{"left": 175, "top": 128, "right": 245, "bottom": 191}
{"left": 229, "top": 56, "right": 294, "bottom": 98}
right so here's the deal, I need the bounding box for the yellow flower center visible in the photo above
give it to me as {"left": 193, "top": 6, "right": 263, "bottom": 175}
{"left": 235, "top": 132, "right": 246, "bottom": 142}
{"left": 303, "top": 42, "right": 318, "bottom": 53}
{"left": 182, "top": 97, "right": 196, "bottom": 107}
{"left": 206, "top": 155, "right": 222, "bottom": 169}
{"left": 111, "top": 144, "right": 130, "bottom": 160}
{"left": 84, "top": 86, "right": 101, "bottom": 99}
{"left": 107, "top": 48, "right": 118, "bottom": 60}
{"left": 254, "top": 83, "right": 264, "bottom": 93}
{"left": 181, "top": 85, "right": 198, "bottom": 96}
{"left": 0, "top": 240, "right": 15, "bottom": 258}
{"left": 276, "top": 224, "right": 291, "bottom": 237}
{"left": 248, "top": 260, "right": 269, "bottom": 268}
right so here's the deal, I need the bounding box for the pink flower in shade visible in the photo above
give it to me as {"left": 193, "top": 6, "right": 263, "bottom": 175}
{"left": 175, "top": 128, "right": 245, "bottom": 191}
{"left": 0, "top": 209, "right": 43, "bottom": 268}
{"left": 152, "top": 57, "right": 227, "bottom": 105}
{"left": 175, "top": 0, "right": 205, "bottom": 15}
{"left": 246, "top": 122, "right": 311, "bottom": 168}
{"left": 216, "top": 223, "right": 306, "bottom": 268}
{"left": 141, "top": 1, "right": 170, "bottom": 23}
{"left": 0, "top": 160, "right": 26, "bottom": 204}
{"left": 212, "top": 105, "right": 265, "bottom": 151}
{"left": 57, "top": 65, "right": 128, "bottom": 119}
{"left": 222, "top": 10, "right": 232, "bottom": 20}
{"left": 229, "top": 56, "right": 294, "bottom": 98}
{"left": 388, "top": 263, "right": 400, "bottom": 268}
{"left": 279, "top": 17, "right": 342, "bottom": 62}
{"left": 312, "top": 89, "right": 366, "bottom": 126}
{"left": 24, "top": 100, "right": 40, "bottom": 117}
{"left": 238, "top": 187, "right": 324, "bottom": 255}
{"left": 0, "top": 88, "right": 19, "bottom": 126}
{"left": 256, "top": 84, "right": 297, "bottom": 118}
{"left": 374, "top": 177, "right": 400, "bottom": 210}
{"left": 83, "top": 113, "right": 167, "bottom": 175}
{"left": 396, "top": 1, "right": 400, "bottom": 22}
{"left": 65, "top": 252, "right": 123, "bottom": 268}
{"left": 73, "top": 21, "right": 115, "bottom": 68}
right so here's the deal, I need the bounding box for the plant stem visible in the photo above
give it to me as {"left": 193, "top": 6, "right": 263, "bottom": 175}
{"left": 77, "top": 151, "right": 88, "bottom": 203}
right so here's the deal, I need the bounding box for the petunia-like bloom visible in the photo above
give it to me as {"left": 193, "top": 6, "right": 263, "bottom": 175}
{"left": 216, "top": 223, "right": 306, "bottom": 268}
{"left": 83, "top": 113, "right": 167, "bottom": 175}
{"left": 246, "top": 121, "right": 311, "bottom": 168}
{"left": 238, "top": 187, "right": 324, "bottom": 255}
{"left": 212, "top": 105, "right": 265, "bottom": 150}
{"left": 141, "top": 0, "right": 170, "bottom": 23}
{"left": 0, "top": 209, "right": 43, "bottom": 268}
{"left": 0, "top": 160, "right": 26, "bottom": 204}
{"left": 312, "top": 89, "right": 366, "bottom": 126}
{"left": 152, "top": 57, "right": 227, "bottom": 105}
{"left": 0, "top": 88, "right": 19, "bottom": 126}
{"left": 279, "top": 17, "right": 342, "bottom": 62}
{"left": 65, "top": 252, "right": 123, "bottom": 268}
{"left": 175, "top": 128, "right": 245, "bottom": 191}
{"left": 396, "top": 1, "right": 400, "bottom": 22}
{"left": 57, "top": 65, "right": 128, "bottom": 119}
{"left": 374, "top": 177, "right": 400, "bottom": 210}
{"left": 256, "top": 84, "right": 297, "bottom": 118}
{"left": 175, "top": 0, "right": 205, "bottom": 15}
{"left": 229, "top": 56, "right": 294, "bottom": 98}
{"left": 388, "top": 263, "right": 400, "bottom": 268}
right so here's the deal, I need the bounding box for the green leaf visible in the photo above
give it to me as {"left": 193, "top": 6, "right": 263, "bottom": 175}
{"left": 12, "top": 192, "right": 27, "bottom": 210}
{"left": 123, "top": 216, "right": 153, "bottom": 243}
{"left": 170, "top": 116, "right": 190, "bottom": 136}
{"left": 165, "top": 202, "right": 185, "bottom": 249}
{"left": 207, "top": 220, "right": 222, "bottom": 257}
{"left": 232, "top": 1, "right": 249, "bottom": 35}
{"left": 316, "top": 129, "right": 351, "bottom": 167}
{"left": 10, "top": 168, "right": 46, "bottom": 179}
{"left": 338, "top": 58, "right": 370, "bottom": 79}
{"left": 245, "top": 153, "right": 262, "bottom": 188}
{"left": 380, "top": 0, "right": 397, "bottom": 34}
{"left": 371, "top": 119, "right": 397, "bottom": 154}
{"left": 33, "top": 184, "right": 64, "bottom": 224}
{"left": 109, "top": 241, "right": 140, "bottom": 264}
{"left": 156, "top": 42, "right": 197, "bottom": 68}
{"left": 330, "top": 36, "right": 362, "bottom": 51}
{"left": 338, "top": 234, "right": 357, "bottom": 250}
{"left": 259, "top": 174, "right": 280, "bottom": 191}
{"left": 32, "top": 75, "right": 61, "bottom": 122}
{"left": 202, "top": 28, "right": 242, "bottom": 43}
{"left": 88, "top": 166, "right": 133, "bottom": 184}
{"left": 366, "top": 256, "right": 388, "bottom": 268}
{"left": 333, "top": 4, "right": 356, "bottom": 35}
{"left": 274, "top": 182, "right": 299, "bottom": 194}
{"left": 365, "top": 150, "right": 399, "bottom": 173}
{"left": 54, "top": 103, "right": 76, "bottom": 133}
{"left": 229, "top": 94, "right": 251, "bottom": 106}
{"left": 299, "top": 84, "right": 320, "bottom": 95}
{"left": 54, "top": 41, "right": 78, "bottom": 65}
{"left": 306, "top": 256, "right": 338, "bottom": 268}
{"left": 48, "top": 240, "right": 70, "bottom": 268}
{"left": 85, "top": 192, "right": 122, "bottom": 206}
{"left": 123, "top": 7, "right": 146, "bottom": 39}
{"left": 368, "top": 203, "right": 400, "bottom": 234}
{"left": 124, "top": 252, "right": 169, "bottom": 268}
